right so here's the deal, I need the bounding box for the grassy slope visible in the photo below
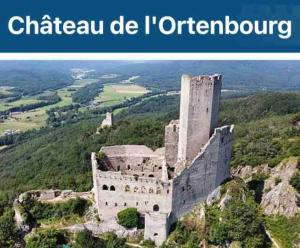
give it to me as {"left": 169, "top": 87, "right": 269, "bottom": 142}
{"left": 0, "top": 98, "right": 41, "bottom": 111}
{"left": 0, "top": 82, "right": 147, "bottom": 133}
{"left": 266, "top": 215, "right": 300, "bottom": 248}
{"left": 94, "top": 84, "right": 148, "bottom": 107}
{"left": 0, "top": 91, "right": 73, "bottom": 133}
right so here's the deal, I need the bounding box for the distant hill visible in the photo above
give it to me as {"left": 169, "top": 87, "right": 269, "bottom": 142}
{"left": 1, "top": 61, "right": 300, "bottom": 92}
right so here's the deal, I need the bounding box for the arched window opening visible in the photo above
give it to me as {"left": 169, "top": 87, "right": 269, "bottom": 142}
{"left": 102, "top": 185, "right": 108, "bottom": 190}
{"left": 173, "top": 125, "right": 176, "bottom": 132}
{"left": 110, "top": 185, "right": 116, "bottom": 191}
{"left": 141, "top": 186, "right": 146, "bottom": 193}
{"left": 124, "top": 202, "right": 127, "bottom": 206}
{"left": 149, "top": 174, "right": 154, "bottom": 178}
{"left": 134, "top": 187, "right": 139, "bottom": 193}
{"left": 182, "top": 186, "right": 185, "bottom": 192}
{"left": 117, "top": 165, "right": 120, "bottom": 171}
{"left": 149, "top": 188, "right": 154, "bottom": 194}
{"left": 136, "top": 202, "right": 139, "bottom": 206}
{"left": 115, "top": 203, "right": 118, "bottom": 207}
{"left": 154, "top": 233, "right": 158, "bottom": 236}
{"left": 128, "top": 165, "right": 131, "bottom": 170}
{"left": 105, "top": 202, "right": 108, "bottom": 206}
{"left": 125, "top": 185, "right": 130, "bottom": 192}
{"left": 153, "top": 204, "right": 159, "bottom": 212}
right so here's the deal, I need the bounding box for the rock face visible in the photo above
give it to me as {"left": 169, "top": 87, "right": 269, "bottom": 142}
{"left": 232, "top": 164, "right": 271, "bottom": 183}
{"left": 233, "top": 159, "right": 300, "bottom": 217}
{"left": 261, "top": 160, "right": 299, "bottom": 217}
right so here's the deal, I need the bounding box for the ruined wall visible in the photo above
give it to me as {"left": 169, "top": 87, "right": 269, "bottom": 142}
{"left": 178, "top": 74, "right": 222, "bottom": 162}
{"left": 101, "top": 112, "right": 114, "bottom": 128}
{"left": 144, "top": 212, "right": 170, "bottom": 246}
{"left": 101, "top": 145, "right": 164, "bottom": 177}
{"left": 172, "top": 125, "right": 234, "bottom": 218}
{"left": 92, "top": 156, "right": 172, "bottom": 220}
{"left": 165, "top": 120, "right": 179, "bottom": 167}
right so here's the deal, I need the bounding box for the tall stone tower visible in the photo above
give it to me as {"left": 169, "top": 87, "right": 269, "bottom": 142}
{"left": 177, "top": 74, "right": 222, "bottom": 163}
{"left": 101, "top": 112, "right": 114, "bottom": 128}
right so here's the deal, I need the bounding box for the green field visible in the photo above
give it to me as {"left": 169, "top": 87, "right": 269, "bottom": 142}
{"left": 0, "top": 98, "right": 41, "bottom": 111}
{"left": 0, "top": 90, "right": 75, "bottom": 133}
{"left": 0, "top": 81, "right": 148, "bottom": 133}
{"left": 94, "top": 84, "right": 148, "bottom": 107}
{"left": 0, "top": 109, "right": 46, "bottom": 133}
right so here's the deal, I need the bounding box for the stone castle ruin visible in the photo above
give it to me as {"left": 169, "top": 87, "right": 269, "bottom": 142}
{"left": 96, "top": 112, "right": 114, "bottom": 133}
{"left": 91, "top": 74, "right": 234, "bottom": 245}
{"left": 101, "top": 112, "right": 114, "bottom": 128}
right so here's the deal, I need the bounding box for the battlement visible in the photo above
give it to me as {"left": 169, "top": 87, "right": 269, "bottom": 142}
{"left": 190, "top": 74, "right": 222, "bottom": 82}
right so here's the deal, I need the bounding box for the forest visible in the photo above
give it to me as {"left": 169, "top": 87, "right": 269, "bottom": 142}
{"left": 1, "top": 92, "right": 300, "bottom": 203}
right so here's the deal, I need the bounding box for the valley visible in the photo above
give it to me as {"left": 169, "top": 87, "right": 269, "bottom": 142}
{"left": 0, "top": 75, "right": 149, "bottom": 135}
{"left": 0, "top": 61, "right": 299, "bottom": 248}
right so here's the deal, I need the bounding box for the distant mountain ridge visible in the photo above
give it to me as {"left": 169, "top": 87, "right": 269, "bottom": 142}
{"left": 0, "top": 61, "right": 300, "bottom": 91}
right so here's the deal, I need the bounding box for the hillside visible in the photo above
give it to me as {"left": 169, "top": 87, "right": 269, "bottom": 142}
{"left": 0, "top": 92, "right": 299, "bottom": 198}
{"left": 0, "top": 91, "right": 300, "bottom": 247}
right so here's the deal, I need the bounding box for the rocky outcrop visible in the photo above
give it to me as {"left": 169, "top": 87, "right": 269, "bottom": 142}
{"left": 232, "top": 164, "right": 270, "bottom": 183}
{"left": 261, "top": 159, "right": 299, "bottom": 217}
{"left": 232, "top": 158, "right": 300, "bottom": 217}
{"left": 206, "top": 186, "right": 221, "bottom": 206}
{"left": 13, "top": 200, "right": 31, "bottom": 233}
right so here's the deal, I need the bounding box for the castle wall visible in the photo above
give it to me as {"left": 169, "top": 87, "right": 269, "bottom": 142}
{"left": 172, "top": 125, "right": 233, "bottom": 218}
{"left": 165, "top": 120, "right": 179, "bottom": 167}
{"left": 144, "top": 212, "right": 170, "bottom": 246}
{"left": 101, "top": 145, "right": 164, "bottom": 177}
{"left": 92, "top": 156, "right": 172, "bottom": 220}
{"left": 178, "top": 74, "right": 222, "bottom": 162}
{"left": 101, "top": 112, "right": 114, "bottom": 128}
{"left": 92, "top": 73, "right": 234, "bottom": 246}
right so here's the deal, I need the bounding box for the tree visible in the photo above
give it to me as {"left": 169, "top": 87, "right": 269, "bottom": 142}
{"left": 117, "top": 208, "right": 138, "bottom": 229}
{"left": 209, "top": 223, "right": 228, "bottom": 245}
{"left": 74, "top": 229, "right": 105, "bottom": 248}
{"left": 25, "top": 229, "right": 67, "bottom": 248}
{"left": 0, "top": 209, "right": 17, "bottom": 248}
{"left": 105, "top": 232, "right": 127, "bottom": 248}
{"left": 222, "top": 199, "right": 265, "bottom": 248}
{"left": 290, "top": 172, "right": 300, "bottom": 193}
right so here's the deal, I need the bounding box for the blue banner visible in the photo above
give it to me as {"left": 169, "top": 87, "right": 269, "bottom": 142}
{"left": 0, "top": 0, "right": 299, "bottom": 52}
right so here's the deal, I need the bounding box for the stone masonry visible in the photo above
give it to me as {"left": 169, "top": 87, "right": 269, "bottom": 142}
{"left": 91, "top": 74, "right": 234, "bottom": 245}
{"left": 101, "top": 112, "right": 114, "bottom": 128}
